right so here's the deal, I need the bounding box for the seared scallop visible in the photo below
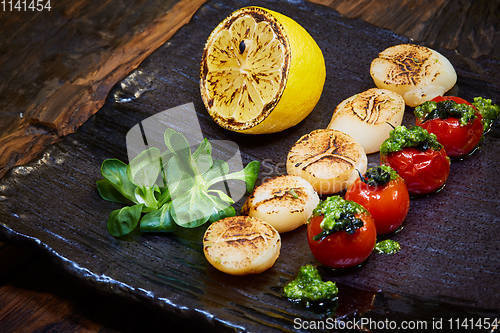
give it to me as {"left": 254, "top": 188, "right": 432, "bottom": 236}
{"left": 327, "top": 88, "right": 405, "bottom": 154}
{"left": 370, "top": 44, "right": 457, "bottom": 107}
{"left": 242, "top": 175, "right": 319, "bottom": 233}
{"left": 286, "top": 129, "right": 367, "bottom": 195}
{"left": 203, "top": 216, "right": 281, "bottom": 275}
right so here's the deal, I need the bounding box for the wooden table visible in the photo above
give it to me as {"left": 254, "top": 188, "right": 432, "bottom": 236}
{"left": 0, "top": 0, "right": 497, "bottom": 331}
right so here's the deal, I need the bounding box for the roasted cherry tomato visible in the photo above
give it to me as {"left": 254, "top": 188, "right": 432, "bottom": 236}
{"left": 381, "top": 147, "right": 450, "bottom": 195}
{"left": 345, "top": 166, "right": 409, "bottom": 235}
{"left": 414, "top": 96, "right": 483, "bottom": 157}
{"left": 432, "top": 96, "right": 471, "bottom": 105}
{"left": 307, "top": 207, "right": 376, "bottom": 269}
{"left": 380, "top": 126, "right": 450, "bottom": 195}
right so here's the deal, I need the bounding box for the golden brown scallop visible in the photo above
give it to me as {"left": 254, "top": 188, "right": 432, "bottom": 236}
{"left": 286, "top": 129, "right": 367, "bottom": 195}
{"left": 242, "top": 175, "right": 319, "bottom": 233}
{"left": 203, "top": 216, "right": 281, "bottom": 275}
{"left": 370, "top": 44, "right": 457, "bottom": 107}
{"left": 327, "top": 88, "right": 405, "bottom": 154}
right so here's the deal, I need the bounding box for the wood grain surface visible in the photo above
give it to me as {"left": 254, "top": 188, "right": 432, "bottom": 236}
{"left": 0, "top": 242, "right": 209, "bottom": 333}
{"left": 0, "top": 0, "right": 206, "bottom": 179}
{"left": 0, "top": 0, "right": 498, "bottom": 332}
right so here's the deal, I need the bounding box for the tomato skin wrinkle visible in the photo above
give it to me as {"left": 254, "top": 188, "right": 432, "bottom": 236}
{"left": 307, "top": 214, "right": 376, "bottom": 269}
{"left": 381, "top": 147, "right": 450, "bottom": 195}
{"left": 415, "top": 96, "right": 483, "bottom": 157}
{"left": 346, "top": 177, "right": 409, "bottom": 235}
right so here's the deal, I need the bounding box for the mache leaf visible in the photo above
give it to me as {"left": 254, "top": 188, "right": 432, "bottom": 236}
{"left": 192, "top": 138, "right": 213, "bottom": 174}
{"left": 162, "top": 129, "right": 260, "bottom": 228}
{"left": 128, "top": 147, "right": 161, "bottom": 187}
{"left": 100, "top": 159, "right": 137, "bottom": 203}
{"left": 140, "top": 203, "right": 176, "bottom": 232}
{"left": 208, "top": 205, "right": 236, "bottom": 223}
{"left": 156, "top": 187, "right": 171, "bottom": 207}
{"left": 170, "top": 190, "right": 229, "bottom": 228}
{"left": 134, "top": 184, "right": 160, "bottom": 209}
{"left": 202, "top": 159, "right": 229, "bottom": 183}
{"left": 164, "top": 128, "right": 193, "bottom": 167}
{"left": 208, "top": 189, "right": 235, "bottom": 204}
{"left": 107, "top": 204, "right": 143, "bottom": 237}
{"left": 163, "top": 129, "right": 198, "bottom": 196}
{"left": 165, "top": 153, "right": 198, "bottom": 196}
{"left": 96, "top": 179, "right": 131, "bottom": 204}
{"left": 206, "top": 160, "right": 260, "bottom": 193}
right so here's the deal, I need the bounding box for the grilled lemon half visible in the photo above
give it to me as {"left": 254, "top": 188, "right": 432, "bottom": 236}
{"left": 200, "top": 7, "right": 325, "bottom": 134}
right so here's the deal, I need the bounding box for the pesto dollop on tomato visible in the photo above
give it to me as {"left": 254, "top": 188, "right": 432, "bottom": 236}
{"left": 472, "top": 97, "right": 500, "bottom": 132}
{"left": 414, "top": 100, "right": 476, "bottom": 126}
{"left": 360, "top": 165, "right": 398, "bottom": 187}
{"left": 380, "top": 125, "right": 442, "bottom": 154}
{"left": 283, "top": 265, "right": 338, "bottom": 304}
{"left": 311, "top": 196, "right": 366, "bottom": 241}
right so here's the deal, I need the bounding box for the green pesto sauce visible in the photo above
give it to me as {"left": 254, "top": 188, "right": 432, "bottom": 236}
{"left": 379, "top": 125, "right": 442, "bottom": 154}
{"left": 472, "top": 96, "right": 500, "bottom": 132}
{"left": 414, "top": 100, "right": 476, "bottom": 126}
{"left": 283, "top": 265, "right": 338, "bottom": 303}
{"left": 375, "top": 239, "right": 401, "bottom": 254}
{"left": 362, "top": 165, "right": 398, "bottom": 187}
{"left": 312, "top": 196, "right": 366, "bottom": 240}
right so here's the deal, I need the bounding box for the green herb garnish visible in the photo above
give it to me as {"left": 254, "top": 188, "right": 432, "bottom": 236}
{"left": 311, "top": 196, "right": 366, "bottom": 241}
{"left": 284, "top": 265, "right": 338, "bottom": 305}
{"left": 380, "top": 125, "right": 442, "bottom": 154}
{"left": 359, "top": 165, "right": 398, "bottom": 187}
{"left": 97, "top": 128, "right": 260, "bottom": 237}
{"left": 415, "top": 100, "right": 476, "bottom": 126}
{"left": 374, "top": 239, "right": 401, "bottom": 254}
{"left": 472, "top": 97, "right": 500, "bottom": 132}
{"left": 287, "top": 189, "right": 299, "bottom": 199}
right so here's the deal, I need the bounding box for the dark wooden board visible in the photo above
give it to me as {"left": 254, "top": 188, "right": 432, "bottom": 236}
{"left": 0, "top": 0, "right": 499, "bottom": 331}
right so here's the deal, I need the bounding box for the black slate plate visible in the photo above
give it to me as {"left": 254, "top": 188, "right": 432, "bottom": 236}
{"left": 1, "top": 0, "right": 499, "bottom": 331}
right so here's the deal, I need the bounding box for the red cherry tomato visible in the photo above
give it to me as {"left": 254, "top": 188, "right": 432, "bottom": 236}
{"left": 307, "top": 213, "right": 376, "bottom": 268}
{"left": 345, "top": 176, "right": 409, "bottom": 235}
{"left": 415, "top": 96, "right": 483, "bottom": 157}
{"left": 380, "top": 147, "right": 450, "bottom": 195}
{"left": 432, "top": 96, "right": 471, "bottom": 105}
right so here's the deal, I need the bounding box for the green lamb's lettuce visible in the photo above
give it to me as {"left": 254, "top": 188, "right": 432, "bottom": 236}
{"left": 107, "top": 204, "right": 143, "bottom": 237}
{"left": 99, "top": 159, "right": 138, "bottom": 204}
{"left": 163, "top": 128, "right": 259, "bottom": 228}
{"left": 127, "top": 147, "right": 163, "bottom": 210}
{"left": 139, "top": 203, "right": 176, "bottom": 233}
{"left": 96, "top": 179, "right": 131, "bottom": 205}
{"left": 128, "top": 147, "right": 162, "bottom": 187}
{"left": 97, "top": 128, "right": 260, "bottom": 237}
